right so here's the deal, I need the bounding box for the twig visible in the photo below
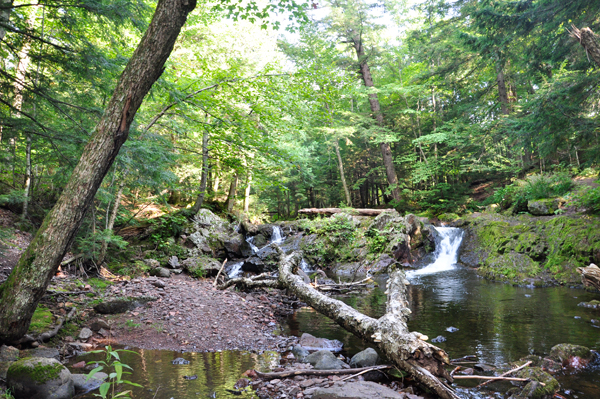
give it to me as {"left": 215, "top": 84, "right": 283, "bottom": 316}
{"left": 450, "top": 366, "right": 460, "bottom": 376}
{"left": 213, "top": 258, "right": 228, "bottom": 287}
{"left": 255, "top": 365, "right": 392, "bottom": 380}
{"left": 451, "top": 355, "right": 477, "bottom": 362}
{"left": 339, "top": 366, "right": 385, "bottom": 382}
{"left": 453, "top": 375, "right": 544, "bottom": 386}
{"left": 60, "top": 254, "right": 83, "bottom": 266}
{"left": 475, "top": 360, "right": 532, "bottom": 389}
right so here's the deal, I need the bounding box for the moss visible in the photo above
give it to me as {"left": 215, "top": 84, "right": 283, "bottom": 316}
{"left": 7, "top": 358, "right": 64, "bottom": 384}
{"left": 27, "top": 305, "right": 54, "bottom": 335}
{"left": 437, "top": 213, "right": 459, "bottom": 222}
{"left": 514, "top": 367, "right": 559, "bottom": 398}
{"left": 87, "top": 277, "right": 110, "bottom": 290}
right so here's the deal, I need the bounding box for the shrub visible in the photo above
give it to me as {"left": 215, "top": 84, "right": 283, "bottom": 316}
{"left": 576, "top": 185, "right": 600, "bottom": 214}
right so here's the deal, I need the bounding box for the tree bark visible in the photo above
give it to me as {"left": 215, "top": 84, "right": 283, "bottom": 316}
{"left": 334, "top": 140, "right": 352, "bottom": 206}
{"left": 570, "top": 26, "right": 600, "bottom": 68}
{"left": 0, "top": 0, "right": 11, "bottom": 42}
{"left": 97, "top": 180, "right": 125, "bottom": 265}
{"left": 577, "top": 264, "right": 600, "bottom": 291}
{"left": 0, "top": 0, "right": 197, "bottom": 343}
{"left": 226, "top": 174, "right": 238, "bottom": 213}
{"left": 496, "top": 68, "right": 510, "bottom": 115}
{"left": 278, "top": 252, "right": 459, "bottom": 399}
{"left": 352, "top": 37, "right": 401, "bottom": 203}
{"left": 192, "top": 130, "right": 209, "bottom": 213}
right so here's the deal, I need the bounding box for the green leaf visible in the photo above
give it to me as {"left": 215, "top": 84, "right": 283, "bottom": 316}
{"left": 99, "top": 382, "right": 111, "bottom": 398}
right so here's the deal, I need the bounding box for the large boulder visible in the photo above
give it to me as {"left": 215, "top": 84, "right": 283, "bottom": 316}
{"left": 310, "top": 381, "right": 404, "bottom": 399}
{"left": 93, "top": 297, "right": 156, "bottom": 315}
{"left": 305, "top": 350, "right": 345, "bottom": 370}
{"left": 349, "top": 348, "right": 379, "bottom": 368}
{"left": 527, "top": 199, "right": 559, "bottom": 216}
{"left": 299, "top": 333, "right": 343, "bottom": 352}
{"left": 194, "top": 209, "right": 227, "bottom": 230}
{"left": 181, "top": 256, "right": 222, "bottom": 277}
{"left": 508, "top": 367, "right": 559, "bottom": 399}
{"left": 186, "top": 232, "right": 211, "bottom": 253}
{"left": 548, "top": 343, "right": 594, "bottom": 369}
{"left": 223, "top": 232, "right": 244, "bottom": 258}
{"left": 149, "top": 267, "right": 170, "bottom": 278}
{"left": 0, "top": 345, "right": 19, "bottom": 380}
{"left": 7, "top": 357, "right": 74, "bottom": 399}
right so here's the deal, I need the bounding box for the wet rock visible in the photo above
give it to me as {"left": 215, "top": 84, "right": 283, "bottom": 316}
{"left": 431, "top": 335, "right": 446, "bottom": 343}
{"left": 253, "top": 234, "right": 269, "bottom": 248}
{"left": 292, "top": 345, "right": 310, "bottom": 362}
{"left": 243, "top": 256, "right": 264, "bottom": 273}
{"left": 578, "top": 300, "right": 600, "bottom": 309}
{"left": 305, "top": 350, "right": 345, "bottom": 370}
{"left": 457, "top": 368, "right": 473, "bottom": 375}
{"left": 183, "top": 374, "right": 197, "bottom": 380}
{"left": 527, "top": 199, "right": 559, "bottom": 216}
{"left": 446, "top": 326, "right": 459, "bottom": 333}
{"left": 474, "top": 363, "right": 495, "bottom": 372}
{"left": 172, "top": 357, "right": 190, "bottom": 365}
{"left": 311, "top": 381, "right": 404, "bottom": 399}
{"left": 240, "top": 240, "right": 254, "bottom": 257}
{"left": 299, "top": 333, "right": 343, "bottom": 352}
{"left": 508, "top": 367, "right": 559, "bottom": 399}
{"left": 72, "top": 372, "right": 107, "bottom": 394}
{"left": 149, "top": 267, "right": 171, "bottom": 278}
{"left": 370, "top": 254, "right": 396, "bottom": 274}
{"left": 349, "top": 348, "right": 379, "bottom": 368}
{"left": 223, "top": 233, "right": 244, "bottom": 258}
{"left": 79, "top": 328, "right": 93, "bottom": 340}
{"left": 7, "top": 357, "right": 74, "bottom": 399}
{"left": 548, "top": 343, "right": 593, "bottom": 369}
{"left": 0, "top": 345, "right": 19, "bottom": 380}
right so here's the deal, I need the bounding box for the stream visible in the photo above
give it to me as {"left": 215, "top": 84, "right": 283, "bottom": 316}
{"left": 72, "top": 226, "right": 600, "bottom": 398}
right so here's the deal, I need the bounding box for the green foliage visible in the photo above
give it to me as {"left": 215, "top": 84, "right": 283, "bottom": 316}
{"left": 86, "top": 346, "right": 142, "bottom": 399}
{"left": 365, "top": 228, "right": 388, "bottom": 254}
{"left": 0, "top": 389, "right": 15, "bottom": 399}
{"left": 575, "top": 184, "right": 600, "bottom": 214}
{"left": 27, "top": 305, "right": 54, "bottom": 335}
{"left": 87, "top": 278, "right": 111, "bottom": 290}
{"left": 0, "top": 190, "right": 26, "bottom": 206}
{"left": 75, "top": 230, "right": 129, "bottom": 262}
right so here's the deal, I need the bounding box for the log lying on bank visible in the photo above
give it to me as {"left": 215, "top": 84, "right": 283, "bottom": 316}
{"left": 577, "top": 264, "right": 600, "bottom": 291}
{"left": 298, "top": 208, "right": 389, "bottom": 216}
{"left": 278, "top": 251, "right": 459, "bottom": 399}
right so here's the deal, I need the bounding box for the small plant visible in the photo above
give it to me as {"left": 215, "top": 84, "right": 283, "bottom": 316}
{"left": 0, "top": 388, "right": 15, "bottom": 399}
{"left": 86, "top": 345, "right": 142, "bottom": 399}
{"left": 576, "top": 185, "right": 600, "bottom": 214}
{"left": 125, "top": 320, "right": 141, "bottom": 330}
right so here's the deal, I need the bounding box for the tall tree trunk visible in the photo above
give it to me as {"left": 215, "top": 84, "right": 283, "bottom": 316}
{"left": 496, "top": 67, "right": 510, "bottom": 115}
{"left": 244, "top": 172, "right": 252, "bottom": 213}
{"left": 0, "top": 0, "right": 11, "bottom": 42}
{"left": 212, "top": 159, "right": 220, "bottom": 193}
{"left": 570, "top": 26, "right": 600, "bottom": 67}
{"left": 192, "top": 130, "right": 209, "bottom": 213}
{"left": 0, "top": 0, "right": 197, "bottom": 343}
{"left": 352, "top": 38, "right": 401, "bottom": 203}
{"left": 21, "top": 134, "right": 32, "bottom": 218}
{"left": 226, "top": 174, "right": 238, "bottom": 213}
{"left": 334, "top": 140, "right": 352, "bottom": 206}
{"left": 97, "top": 181, "right": 125, "bottom": 265}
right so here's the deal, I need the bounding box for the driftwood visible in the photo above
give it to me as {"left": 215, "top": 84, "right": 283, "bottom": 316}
{"left": 475, "top": 360, "right": 532, "bottom": 389}
{"left": 217, "top": 273, "right": 281, "bottom": 290}
{"left": 255, "top": 365, "right": 392, "bottom": 380}
{"left": 278, "top": 251, "right": 459, "bottom": 399}
{"left": 298, "top": 208, "right": 389, "bottom": 216}
{"left": 213, "top": 258, "right": 228, "bottom": 287}
{"left": 577, "top": 264, "right": 600, "bottom": 291}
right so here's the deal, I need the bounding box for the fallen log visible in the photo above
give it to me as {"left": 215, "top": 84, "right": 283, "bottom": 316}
{"left": 577, "top": 264, "right": 600, "bottom": 291}
{"left": 298, "top": 208, "right": 389, "bottom": 216}
{"left": 255, "top": 365, "right": 392, "bottom": 380}
{"left": 217, "top": 273, "right": 282, "bottom": 290}
{"left": 278, "top": 250, "right": 459, "bottom": 399}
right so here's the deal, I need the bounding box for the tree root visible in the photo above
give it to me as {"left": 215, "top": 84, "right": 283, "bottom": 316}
{"left": 13, "top": 306, "right": 77, "bottom": 346}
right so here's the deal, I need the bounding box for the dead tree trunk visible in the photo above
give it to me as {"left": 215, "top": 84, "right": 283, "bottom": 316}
{"left": 278, "top": 252, "right": 458, "bottom": 399}
{"left": 192, "top": 129, "right": 209, "bottom": 213}
{"left": 298, "top": 208, "right": 389, "bottom": 216}
{"left": 577, "top": 264, "right": 600, "bottom": 291}
{"left": 570, "top": 26, "right": 600, "bottom": 68}
{"left": 0, "top": 0, "right": 197, "bottom": 343}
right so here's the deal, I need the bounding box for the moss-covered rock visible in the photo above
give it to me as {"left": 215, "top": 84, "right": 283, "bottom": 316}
{"left": 548, "top": 343, "right": 593, "bottom": 366}
{"left": 459, "top": 213, "right": 600, "bottom": 284}
{"left": 7, "top": 357, "right": 74, "bottom": 399}
{"left": 508, "top": 367, "right": 559, "bottom": 399}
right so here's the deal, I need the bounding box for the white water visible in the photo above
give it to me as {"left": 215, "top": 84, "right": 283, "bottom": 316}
{"left": 246, "top": 236, "right": 260, "bottom": 254}
{"left": 406, "top": 227, "right": 464, "bottom": 277}
{"left": 271, "top": 226, "right": 284, "bottom": 244}
{"left": 300, "top": 259, "right": 314, "bottom": 273}
{"left": 227, "top": 261, "right": 244, "bottom": 278}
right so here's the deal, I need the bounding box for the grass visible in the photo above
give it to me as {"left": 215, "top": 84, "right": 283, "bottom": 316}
{"left": 126, "top": 319, "right": 141, "bottom": 330}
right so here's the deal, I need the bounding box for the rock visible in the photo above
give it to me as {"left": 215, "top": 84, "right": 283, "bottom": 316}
{"left": 78, "top": 328, "right": 93, "bottom": 340}
{"left": 194, "top": 209, "right": 227, "bottom": 229}
{"left": 446, "top": 326, "right": 459, "bottom": 332}
{"left": 548, "top": 343, "right": 593, "bottom": 369}
{"left": 1, "top": 345, "right": 20, "bottom": 362}
{"left": 7, "top": 357, "right": 74, "bottom": 399}
{"left": 172, "top": 357, "right": 190, "bottom": 365}
{"left": 167, "top": 256, "right": 180, "bottom": 268}
{"left": 143, "top": 259, "right": 160, "bottom": 269}
{"left": 147, "top": 279, "right": 166, "bottom": 288}
{"left": 370, "top": 254, "right": 395, "bottom": 274}
{"left": 243, "top": 256, "right": 265, "bottom": 273}
{"left": 527, "top": 199, "right": 559, "bottom": 216}
{"left": 291, "top": 345, "right": 310, "bottom": 362}
{"left": 373, "top": 210, "right": 403, "bottom": 231}
{"left": 186, "top": 232, "right": 212, "bottom": 253}
{"left": 181, "top": 256, "right": 222, "bottom": 277}
{"left": 311, "top": 381, "right": 404, "bottom": 399}
{"left": 223, "top": 233, "right": 244, "bottom": 258}
{"left": 474, "top": 363, "right": 495, "bottom": 372}
{"left": 72, "top": 372, "right": 108, "bottom": 394}
{"left": 349, "top": 348, "right": 379, "bottom": 368}
{"left": 253, "top": 233, "right": 269, "bottom": 248}
{"left": 89, "top": 319, "right": 110, "bottom": 331}
{"left": 21, "top": 348, "right": 60, "bottom": 361}
{"left": 431, "top": 335, "right": 446, "bottom": 343}
{"left": 149, "top": 267, "right": 170, "bottom": 278}
{"left": 305, "top": 350, "right": 345, "bottom": 370}
{"left": 299, "top": 333, "right": 343, "bottom": 352}
{"left": 508, "top": 367, "right": 559, "bottom": 399}
{"left": 93, "top": 297, "right": 156, "bottom": 315}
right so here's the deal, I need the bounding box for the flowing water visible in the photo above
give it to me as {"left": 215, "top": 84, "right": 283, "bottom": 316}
{"left": 285, "top": 226, "right": 600, "bottom": 398}
{"left": 271, "top": 226, "right": 284, "bottom": 244}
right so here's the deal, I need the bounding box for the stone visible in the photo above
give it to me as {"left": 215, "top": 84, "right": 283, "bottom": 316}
{"left": 187, "top": 232, "right": 212, "bottom": 253}
{"left": 79, "top": 328, "right": 93, "bottom": 340}
{"left": 305, "top": 350, "right": 345, "bottom": 370}
{"left": 243, "top": 256, "right": 265, "bottom": 273}
{"left": 474, "top": 363, "right": 495, "bottom": 372}
{"left": 194, "top": 209, "right": 227, "bottom": 229}
{"left": 172, "top": 357, "right": 190, "bottom": 365}
{"left": 7, "top": 357, "right": 74, "bottom": 399}
{"left": 311, "top": 381, "right": 404, "bottom": 399}
{"left": 548, "top": 343, "right": 593, "bottom": 369}
{"left": 72, "top": 372, "right": 108, "bottom": 394}
{"left": 149, "top": 267, "right": 170, "bottom": 278}
{"left": 21, "top": 348, "right": 60, "bottom": 361}
{"left": 89, "top": 319, "right": 110, "bottom": 331}
{"left": 291, "top": 345, "right": 310, "bottom": 362}
{"left": 509, "top": 367, "right": 559, "bottom": 399}
{"left": 349, "top": 348, "right": 379, "bottom": 368}
{"left": 299, "top": 333, "right": 343, "bottom": 352}
{"left": 143, "top": 259, "right": 160, "bottom": 269}
{"left": 93, "top": 297, "right": 156, "bottom": 315}
{"left": 0, "top": 345, "right": 20, "bottom": 362}
{"left": 147, "top": 279, "right": 166, "bottom": 288}
{"left": 527, "top": 199, "right": 559, "bottom": 216}
{"left": 223, "top": 233, "right": 244, "bottom": 258}
{"left": 167, "top": 256, "right": 180, "bottom": 268}
{"left": 431, "top": 335, "right": 446, "bottom": 343}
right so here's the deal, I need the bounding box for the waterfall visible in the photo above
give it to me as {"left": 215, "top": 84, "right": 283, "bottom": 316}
{"left": 246, "top": 236, "right": 260, "bottom": 254}
{"left": 406, "top": 227, "right": 464, "bottom": 277}
{"left": 300, "top": 259, "right": 314, "bottom": 273}
{"left": 227, "top": 261, "right": 244, "bottom": 278}
{"left": 271, "top": 226, "right": 284, "bottom": 244}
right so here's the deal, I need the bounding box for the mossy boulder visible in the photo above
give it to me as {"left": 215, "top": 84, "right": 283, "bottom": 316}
{"left": 527, "top": 199, "right": 559, "bottom": 216}
{"left": 508, "top": 367, "right": 559, "bottom": 399}
{"left": 181, "top": 256, "right": 222, "bottom": 277}
{"left": 459, "top": 213, "right": 600, "bottom": 284}
{"left": 7, "top": 357, "right": 74, "bottom": 399}
{"left": 548, "top": 343, "right": 593, "bottom": 367}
